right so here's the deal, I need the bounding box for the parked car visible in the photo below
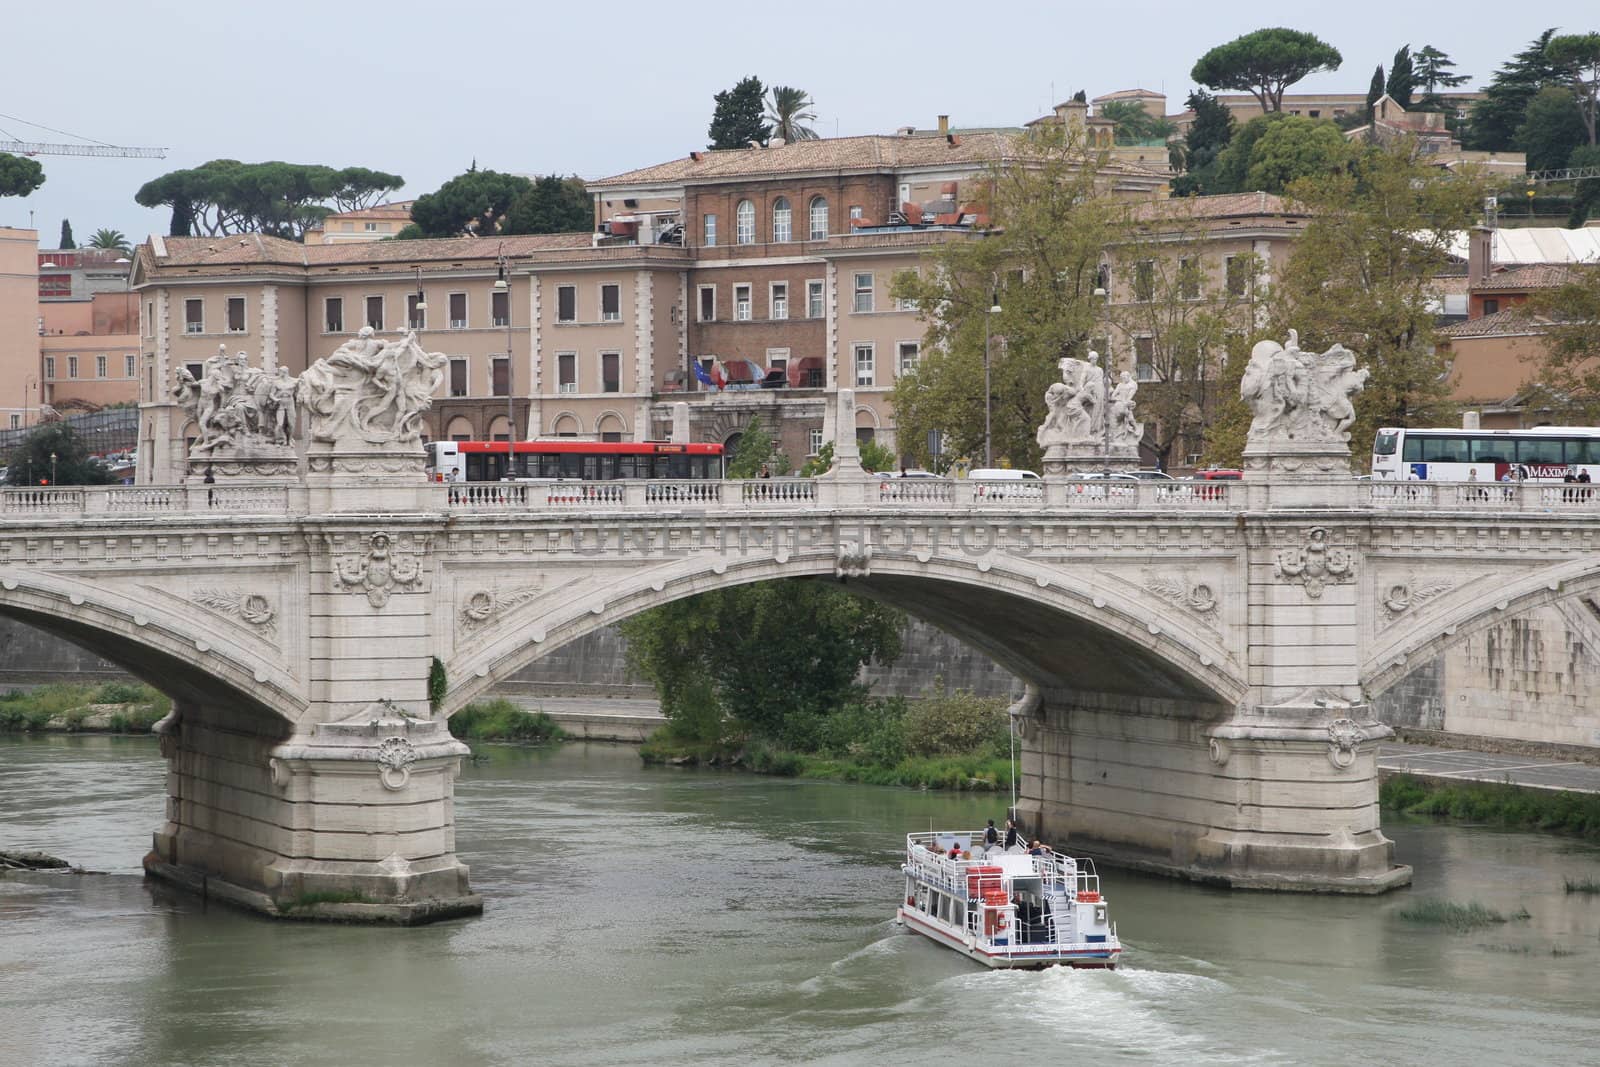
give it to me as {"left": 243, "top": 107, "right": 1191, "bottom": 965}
{"left": 1126, "top": 469, "right": 1174, "bottom": 481}
{"left": 968, "top": 468, "right": 1043, "bottom": 499}
{"left": 1069, "top": 471, "right": 1139, "bottom": 498}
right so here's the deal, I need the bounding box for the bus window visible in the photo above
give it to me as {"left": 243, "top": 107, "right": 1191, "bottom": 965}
{"left": 1401, "top": 436, "right": 1424, "bottom": 462}
{"left": 1374, "top": 431, "right": 1398, "bottom": 456}
{"left": 1470, "top": 438, "right": 1509, "bottom": 463}
{"left": 1422, "top": 435, "right": 1468, "bottom": 463}
{"left": 1564, "top": 438, "right": 1597, "bottom": 465}
{"left": 559, "top": 453, "right": 582, "bottom": 479}
{"left": 1517, "top": 438, "right": 1564, "bottom": 465}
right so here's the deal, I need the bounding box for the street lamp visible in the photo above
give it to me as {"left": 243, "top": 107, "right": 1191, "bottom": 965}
{"left": 413, "top": 266, "right": 427, "bottom": 327}
{"left": 494, "top": 246, "right": 513, "bottom": 476}
{"left": 1093, "top": 286, "right": 1112, "bottom": 474}
{"left": 49, "top": 451, "right": 57, "bottom": 486}
{"left": 983, "top": 291, "right": 1001, "bottom": 467}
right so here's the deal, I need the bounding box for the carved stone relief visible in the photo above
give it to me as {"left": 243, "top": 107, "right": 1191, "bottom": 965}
{"left": 459, "top": 583, "right": 545, "bottom": 630}
{"left": 331, "top": 532, "right": 424, "bottom": 607}
{"left": 835, "top": 540, "right": 871, "bottom": 579}
{"left": 1381, "top": 575, "right": 1454, "bottom": 619}
{"left": 1144, "top": 573, "right": 1219, "bottom": 618}
{"left": 1275, "top": 526, "right": 1354, "bottom": 598}
{"left": 190, "top": 587, "right": 277, "bottom": 637}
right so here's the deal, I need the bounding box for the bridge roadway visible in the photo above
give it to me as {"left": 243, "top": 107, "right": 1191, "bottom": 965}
{"left": 1, "top": 467, "right": 1597, "bottom": 922}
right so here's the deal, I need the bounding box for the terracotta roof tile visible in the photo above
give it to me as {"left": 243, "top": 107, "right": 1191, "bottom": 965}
{"left": 144, "top": 232, "right": 593, "bottom": 271}
{"left": 1475, "top": 264, "right": 1578, "bottom": 291}
{"left": 1437, "top": 308, "right": 1551, "bottom": 338}
{"left": 1126, "top": 191, "right": 1299, "bottom": 222}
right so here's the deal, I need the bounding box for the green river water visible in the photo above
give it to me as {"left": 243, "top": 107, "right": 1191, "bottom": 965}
{"left": 2, "top": 735, "right": 1599, "bottom": 1066}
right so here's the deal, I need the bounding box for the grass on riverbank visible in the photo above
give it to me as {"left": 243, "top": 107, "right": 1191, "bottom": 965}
{"left": 447, "top": 699, "right": 565, "bottom": 744}
{"left": 1381, "top": 773, "right": 1600, "bottom": 840}
{"left": 1564, "top": 876, "right": 1600, "bottom": 894}
{"left": 0, "top": 682, "right": 169, "bottom": 733}
{"left": 1397, "top": 898, "right": 1510, "bottom": 932}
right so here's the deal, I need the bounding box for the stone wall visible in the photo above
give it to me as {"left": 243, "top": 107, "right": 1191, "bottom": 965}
{"left": 0, "top": 618, "right": 125, "bottom": 683}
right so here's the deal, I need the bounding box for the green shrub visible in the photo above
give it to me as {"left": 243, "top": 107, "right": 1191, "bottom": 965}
{"left": 448, "top": 699, "right": 565, "bottom": 743}
{"left": 745, "top": 744, "right": 803, "bottom": 777}
{"left": 1564, "top": 877, "right": 1600, "bottom": 894}
{"left": 93, "top": 681, "right": 149, "bottom": 704}
{"left": 106, "top": 704, "right": 167, "bottom": 733}
{"left": 1381, "top": 774, "right": 1600, "bottom": 839}
{"left": 814, "top": 696, "right": 908, "bottom": 765}
{"left": 901, "top": 681, "right": 1009, "bottom": 758}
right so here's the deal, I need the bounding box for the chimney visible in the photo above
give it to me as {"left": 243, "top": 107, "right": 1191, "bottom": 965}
{"left": 1467, "top": 224, "right": 1493, "bottom": 288}
{"left": 937, "top": 115, "right": 949, "bottom": 136}
{"left": 1462, "top": 411, "right": 1481, "bottom": 430}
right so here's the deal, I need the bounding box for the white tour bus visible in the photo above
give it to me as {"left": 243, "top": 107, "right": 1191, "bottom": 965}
{"left": 1372, "top": 424, "right": 1600, "bottom": 482}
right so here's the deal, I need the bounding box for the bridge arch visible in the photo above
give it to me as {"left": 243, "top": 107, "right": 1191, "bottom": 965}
{"left": 441, "top": 548, "right": 1247, "bottom": 717}
{"left": 0, "top": 570, "right": 305, "bottom": 727}
{"left": 1363, "top": 555, "right": 1600, "bottom": 697}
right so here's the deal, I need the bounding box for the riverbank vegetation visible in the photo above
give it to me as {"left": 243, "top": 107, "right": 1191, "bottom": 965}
{"left": 1381, "top": 774, "right": 1600, "bottom": 840}
{"left": 447, "top": 699, "right": 564, "bottom": 743}
{"left": 0, "top": 682, "right": 169, "bottom": 733}
{"left": 1397, "top": 898, "right": 1514, "bottom": 932}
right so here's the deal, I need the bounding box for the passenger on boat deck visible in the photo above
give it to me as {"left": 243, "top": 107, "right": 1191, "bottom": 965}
{"left": 1003, "top": 819, "right": 1021, "bottom": 850}
{"left": 982, "top": 820, "right": 999, "bottom": 853}
{"left": 1028, "top": 840, "right": 1046, "bottom": 856}
{"left": 947, "top": 843, "right": 963, "bottom": 860}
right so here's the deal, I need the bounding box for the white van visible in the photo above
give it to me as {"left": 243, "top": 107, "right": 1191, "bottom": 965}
{"left": 967, "top": 468, "right": 1043, "bottom": 499}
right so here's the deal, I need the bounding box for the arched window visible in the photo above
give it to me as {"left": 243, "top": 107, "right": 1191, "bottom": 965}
{"left": 808, "top": 197, "right": 828, "bottom": 241}
{"left": 772, "top": 197, "right": 792, "bottom": 243}
{"left": 735, "top": 200, "right": 755, "bottom": 244}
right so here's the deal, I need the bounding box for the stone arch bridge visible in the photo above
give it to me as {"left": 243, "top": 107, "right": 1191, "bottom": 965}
{"left": 2, "top": 463, "right": 1598, "bottom": 922}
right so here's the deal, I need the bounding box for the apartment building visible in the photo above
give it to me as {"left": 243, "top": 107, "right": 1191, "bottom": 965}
{"left": 303, "top": 201, "right": 417, "bottom": 244}
{"left": 0, "top": 228, "right": 40, "bottom": 431}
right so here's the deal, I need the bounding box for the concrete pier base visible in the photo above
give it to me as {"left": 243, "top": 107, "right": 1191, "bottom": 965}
{"left": 1013, "top": 690, "right": 1411, "bottom": 894}
{"left": 144, "top": 702, "right": 482, "bottom": 923}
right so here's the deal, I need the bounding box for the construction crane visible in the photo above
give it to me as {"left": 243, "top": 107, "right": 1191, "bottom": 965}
{"left": 0, "top": 111, "right": 165, "bottom": 159}
{"left": 1525, "top": 165, "right": 1600, "bottom": 185}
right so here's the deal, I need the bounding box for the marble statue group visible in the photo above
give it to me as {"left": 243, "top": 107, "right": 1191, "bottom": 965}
{"left": 1239, "top": 329, "right": 1369, "bottom": 444}
{"left": 172, "top": 327, "right": 447, "bottom": 458}
{"left": 1036, "top": 350, "right": 1143, "bottom": 455}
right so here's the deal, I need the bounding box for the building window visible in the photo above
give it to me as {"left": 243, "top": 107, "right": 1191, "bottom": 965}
{"left": 1134, "top": 337, "right": 1155, "bottom": 382}
{"left": 124, "top": 354, "right": 136, "bottom": 377}
{"left": 854, "top": 343, "right": 874, "bottom": 386}
{"left": 364, "top": 221, "right": 379, "bottom": 231}
{"left": 1483, "top": 297, "right": 1500, "bottom": 315}
{"left": 491, "top": 290, "right": 509, "bottom": 326}
{"left": 1179, "top": 257, "right": 1201, "bottom": 300}
{"left": 96, "top": 355, "right": 107, "bottom": 378}
{"left": 765, "top": 347, "right": 789, "bottom": 376}
{"left": 807, "top": 279, "right": 825, "bottom": 318}
{"left": 734, "top": 284, "right": 752, "bottom": 321}
{"left": 735, "top": 199, "right": 755, "bottom": 244}
{"left": 325, "top": 297, "right": 344, "bottom": 333}
{"left": 897, "top": 341, "right": 920, "bottom": 375}
{"left": 8, "top": 414, "right": 17, "bottom": 430}
{"left": 226, "top": 296, "right": 246, "bottom": 333}
{"left": 144, "top": 301, "right": 153, "bottom": 337}
{"left": 557, "top": 285, "right": 577, "bottom": 323}
{"left": 600, "top": 284, "right": 621, "bottom": 322}
{"left": 408, "top": 293, "right": 426, "bottom": 330}
{"left": 558, "top": 352, "right": 578, "bottom": 393}
{"left": 809, "top": 197, "right": 828, "bottom": 240}
{"left": 772, "top": 197, "right": 792, "bottom": 242}
{"left": 449, "top": 358, "right": 468, "bottom": 397}
{"left": 492, "top": 356, "right": 509, "bottom": 397}
{"left": 853, "top": 272, "right": 873, "bottom": 313}
{"left": 808, "top": 428, "right": 823, "bottom": 455}
{"left": 602, "top": 352, "right": 620, "bottom": 393}
{"left": 365, "top": 295, "right": 384, "bottom": 330}
{"left": 184, "top": 299, "right": 203, "bottom": 334}
{"left": 703, "top": 213, "right": 717, "bottom": 247}
{"left": 185, "top": 361, "right": 203, "bottom": 381}
{"left": 43, "top": 356, "right": 55, "bottom": 379}
{"left": 898, "top": 182, "right": 911, "bottom": 208}
{"left": 449, "top": 292, "right": 468, "bottom": 329}
{"left": 771, "top": 282, "right": 788, "bottom": 320}
{"left": 1225, "top": 256, "right": 1250, "bottom": 297}
{"left": 849, "top": 205, "right": 863, "bottom": 221}
{"left": 68, "top": 356, "right": 79, "bottom": 379}
{"left": 698, "top": 285, "right": 716, "bottom": 322}
{"left": 1132, "top": 260, "right": 1155, "bottom": 303}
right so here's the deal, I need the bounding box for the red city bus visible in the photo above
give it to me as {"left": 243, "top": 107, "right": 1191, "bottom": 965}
{"left": 424, "top": 440, "right": 725, "bottom": 483}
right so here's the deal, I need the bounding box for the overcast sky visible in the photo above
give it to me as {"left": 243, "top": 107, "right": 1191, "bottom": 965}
{"left": 1, "top": 0, "right": 1594, "bottom": 245}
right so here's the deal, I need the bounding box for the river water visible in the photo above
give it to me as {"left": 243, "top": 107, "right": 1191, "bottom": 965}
{"left": 2, "top": 735, "right": 1599, "bottom": 1067}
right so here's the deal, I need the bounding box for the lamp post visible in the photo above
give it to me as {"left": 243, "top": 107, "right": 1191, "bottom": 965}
{"left": 983, "top": 291, "right": 1000, "bottom": 468}
{"left": 49, "top": 451, "right": 57, "bottom": 487}
{"left": 493, "top": 246, "right": 513, "bottom": 477}
{"left": 1093, "top": 286, "right": 1111, "bottom": 474}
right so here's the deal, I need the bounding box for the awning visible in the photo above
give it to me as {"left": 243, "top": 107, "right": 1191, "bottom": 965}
{"left": 787, "top": 356, "right": 823, "bottom": 388}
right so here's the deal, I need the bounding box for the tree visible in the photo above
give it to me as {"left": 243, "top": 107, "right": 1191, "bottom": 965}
{"left": 1527, "top": 263, "right": 1600, "bottom": 419}
{"left": 1098, "top": 100, "right": 1176, "bottom": 145}
{"left": 1568, "top": 144, "right": 1600, "bottom": 226}
{"left": 620, "top": 581, "right": 903, "bottom": 751}
{"left": 1518, "top": 87, "right": 1589, "bottom": 172}
{"left": 1209, "top": 114, "right": 1347, "bottom": 194}
{"left": 86, "top": 228, "right": 130, "bottom": 252}
{"left": 0, "top": 153, "right": 44, "bottom": 199}
{"left": 797, "top": 438, "right": 896, "bottom": 476}
{"left": 708, "top": 76, "right": 770, "bottom": 149}
{"left": 726, "top": 415, "right": 788, "bottom": 478}
{"left": 1170, "top": 90, "right": 1236, "bottom": 195}
{"left": 502, "top": 175, "right": 591, "bottom": 235}
{"left": 1190, "top": 28, "right": 1343, "bottom": 114}
{"left": 135, "top": 159, "right": 402, "bottom": 239}
{"left": 329, "top": 166, "right": 405, "bottom": 213}
{"left": 1267, "top": 142, "right": 1489, "bottom": 466}
{"left": 3, "top": 423, "right": 116, "bottom": 487}
{"left": 1366, "top": 65, "right": 1386, "bottom": 122}
{"left": 58, "top": 220, "right": 74, "bottom": 249}
{"left": 890, "top": 125, "right": 1120, "bottom": 470}
{"left": 1386, "top": 45, "right": 1416, "bottom": 108}
{"left": 1546, "top": 32, "right": 1600, "bottom": 145}
{"left": 409, "top": 167, "right": 533, "bottom": 238}
{"left": 1466, "top": 29, "right": 1562, "bottom": 150}
{"left": 1414, "top": 45, "right": 1469, "bottom": 97}
{"left": 765, "top": 85, "right": 819, "bottom": 142}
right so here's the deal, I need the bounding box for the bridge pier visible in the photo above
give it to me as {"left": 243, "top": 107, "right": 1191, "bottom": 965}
{"left": 144, "top": 701, "right": 481, "bottom": 923}
{"left": 1013, "top": 688, "right": 1408, "bottom": 893}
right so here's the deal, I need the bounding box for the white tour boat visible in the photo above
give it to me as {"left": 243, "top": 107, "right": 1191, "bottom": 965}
{"left": 895, "top": 830, "right": 1121, "bottom": 969}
